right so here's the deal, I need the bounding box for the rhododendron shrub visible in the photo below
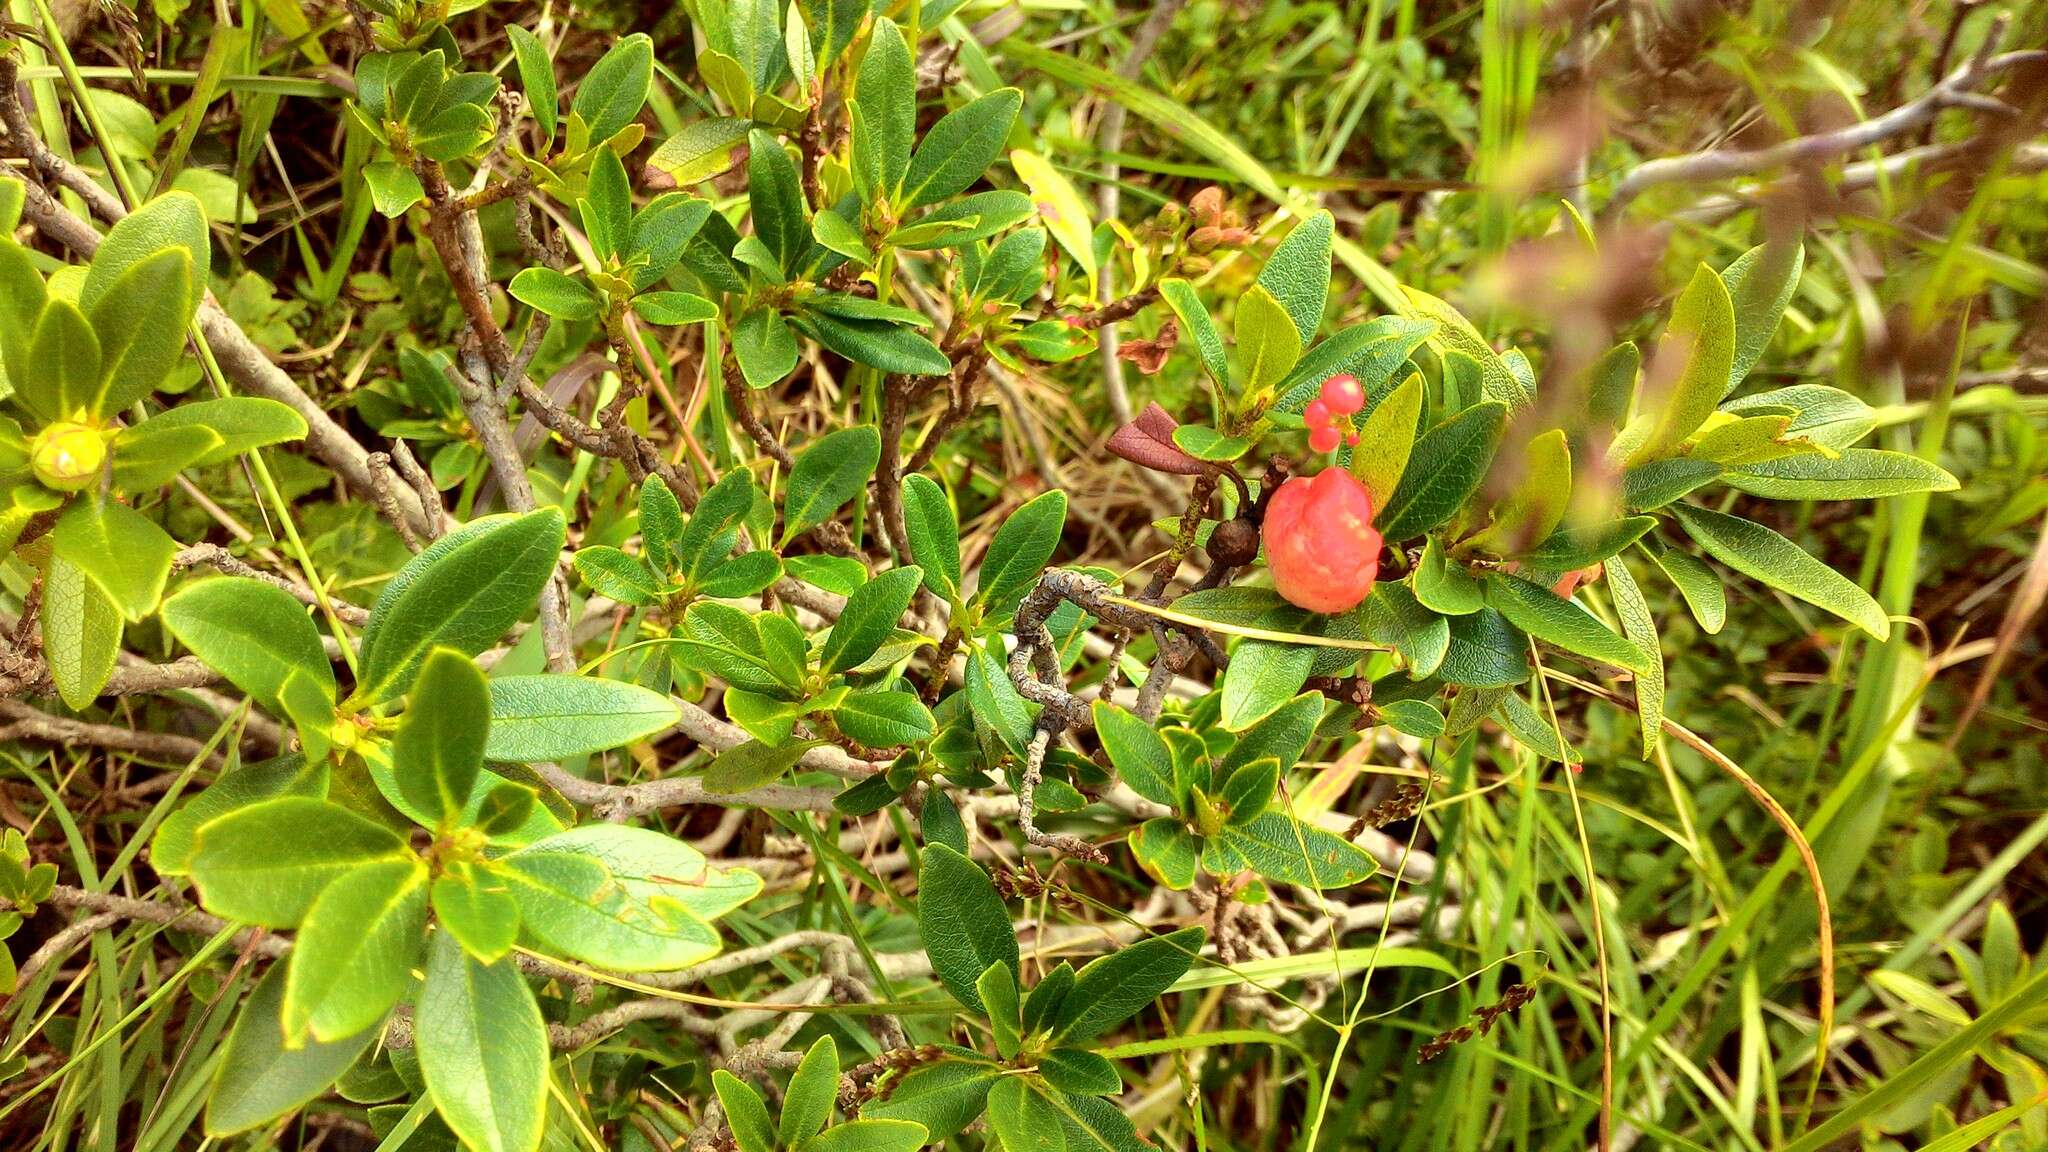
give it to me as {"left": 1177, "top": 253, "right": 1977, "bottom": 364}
{"left": 0, "top": 3, "right": 1992, "bottom": 1151}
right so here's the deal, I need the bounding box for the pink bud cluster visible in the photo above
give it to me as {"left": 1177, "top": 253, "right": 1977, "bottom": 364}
{"left": 1302, "top": 374, "right": 1365, "bottom": 455}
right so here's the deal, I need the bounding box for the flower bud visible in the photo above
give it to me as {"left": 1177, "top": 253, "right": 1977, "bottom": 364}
{"left": 29, "top": 423, "right": 108, "bottom": 492}
{"left": 1262, "top": 468, "right": 1382, "bottom": 614}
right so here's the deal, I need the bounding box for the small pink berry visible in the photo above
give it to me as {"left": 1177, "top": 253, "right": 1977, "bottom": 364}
{"left": 1320, "top": 374, "right": 1365, "bottom": 415}
{"left": 1344, "top": 431, "right": 1360, "bottom": 447}
{"left": 1308, "top": 425, "right": 1342, "bottom": 454}
{"left": 1303, "top": 398, "right": 1333, "bottom": 428}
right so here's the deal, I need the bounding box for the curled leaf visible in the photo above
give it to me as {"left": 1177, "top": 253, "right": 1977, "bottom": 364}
{"left": 1106, "top": 402, "right": 1207, "bottom": 476}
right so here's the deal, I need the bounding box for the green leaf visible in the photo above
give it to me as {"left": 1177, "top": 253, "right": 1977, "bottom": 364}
{"left": 1724, "top": 384, "right": 1875, "bottom": 450}
{"left": 1668, "top": 502, "right": 1888, "bottom": 638}
{"left": 515, "top": 824, "right": 759, "bottom": 924}
{"left": 87, "top": 247, "right": 193, "bottom": 415}
{"left": 573, "top": 33, "right": 653, "bottom": 143}
{"left": 432, "top": 860, "right": 520, "bottom": 963}
{"left": 629, "top": 195, "right": 714, "bottom": 284}
{"left": 639, "top": 481, "right": 685, "bottom": 566}
{"left": 1624, "top": 264, "right": 1735, "bottom": 464}
{"left": 1466, "top": 429, "right": 1571, "bottom": 556}
{"left": 809, "top": 1120, "right": 931, "bottom": 1152}
{"left": 1361, "top": 582, "right": 1448, "bottom": 678}
{"left": 391, "top": 50, "right": 446, "bottom": 127}
{"left": 812, "top": 208, "right": 873, "bottom": 264}
{"left": 1169, "top": 425, "right": 1257, "bottom": 462}
{"left": 747, "top": 129, "right": 809, "bottom": 273}
{"left": 644, "top": 118, "right": 753, "bottom": 188}
{"left": 979, "top": 962, "right": 1023, "bottom": 1059}
{"left": 416, "top": 932, "right": 548, "bottom": 1152}
{"left": 1273, "top": 316, "right": 1435, "bottom": 414}
{"left": 897, "top": 189, "right": 1035, "bottom": 251}
{"left": 79, "top": 190, "right": 209, "bottom": 319}
{"left": 853, "top": 19, "right": 915, "bottom": 198}
{"left": 1222, "top": 812, "right": 1376, "bottom": 888}
{"left": 1495, "top": 692, "right": 1583, "bottom": 765}
{"left": 1483, "top": 572, "right": 1650, "bottom": 672}
{"left": 732, "top": 308, "right": 801, "bottom": 388}
{"left": 861, "top": 1059, "right": 1001, "bottom": 1142}
{"left": 1586, "top": 340, "right": 1639, "bottom": 428}
{"left": 823, "top": 565, "right": 924, "bottom": 673}
{"left": 901, "top": 474, "right": 962, "bottom": 597}
{"left": 509, "top": 267, "right": 598, "bottom": 321}
{"left": 51, "top": 497, "right": 177, "bottom": 621}
{"left": 1040, "top": 1049, "right": 1121, "bottom": 1097}
{"left": 205, "top": 963, "right": 379, "bottom": 1135}
{"left": 987, "top": 1076, "right": 1066, "bottom": 1152}
{"left": 498, "top": 849, "right": 723, "bottom": 970}
{"left": 1518, "top": 517, "right": 1657, "bottom": 570}
{"left": 1158, "top": 278, "right": 1227, "bottom": 386}
{"left": 362, "top": 162, "right": 425, "bottom": 217}
{"left": 1256, "top": 210, "right": 1333, "bottom": 342}
{"left": 393, "top": 648, "right": 490, "bottom": 825}
{"left": 1412, "top": 536, "right": 1483, "bottom": 616}
{"left": 900, "top": 88, "right": 1022, "bottom": 209}
{"left": 783, "top": 425, "right": 881, "bottom": 544}
{"left": 0, "top": 239, "right": 48, "bottom": 390}
{"left": 1376, "top": 402, "right": 1506, "bottom": 542}
{"left": 1234, "top": 284, "right": 1301, "bottom": 393}
{"left": 163, "top": 577, "right": 335, "bottom": 719}
{"left": 966, "top": 643, "right": 1033, "bottom": 755}
{"left": 698, "top": 550, "right": 783, "bottom": 598}
{"left": 1009, "top": 149, "right": 1095, "bottom": 289}
{"left": 283, "top": 857, "right": 428, "bottom": 1044}
{"left": 1603, "top": 557, "right": 1663, "bottom": 756}
{"left": 105, "top": 422, "right": 219, "bottom": 490}
{"left": 506, "top": 25, "right": 556, "bottom": 142}
{"left": 781, "top": 1034, "right": 840, "bottom": 1148}
{"left": 1378, "top": 698, "right": 1445, "bottom": 739}
{"left": 974, "top": 489, "right": 1066, "bottom": 619}
{"left": 485, "top": 674, "right": 679, "bottom": 761}
{"left": 1092, "top": 699, "right": 1175, "bottom": 807}
{"left": 1219, "top": 640, "right": 1313, "bottom": 731}
{"left": 833, "top": 690, "right": 936, "bottom": 748}
{"left": 1720, "top": 242, "right": 1803, "bottom": 394}
{"left": 1623, "top": 458, "right": 1720, "bottom": 511}
{"left": 1437, "top": 608, "right": 1531, "bottom": 688}
{"left": 798, "top": 309, "right": 951, "bottom": 375}
{"left": 412, "top": 101, "right": 493, "bottom": 163}
{"left": 25, "top": 298, "right": 101, "bottom": 424}
{"left": 151, "top": 754, "right": 327, "bottom": 876}
{"left": 1054, "top": 926, "right": 1205, "bottom": 1042}
{"left": 1349, "top": 370, "right": 1423, "bottom": 505}
{"left": 188, "top": 797, "right": 409, "bottom": 928}
{"left": 917, "top": 843, "right": 1018, "bottom": 1015}
{"left": 1398, "top": 286, "right": 1528, "bottom": 408}
{"left": 714, "top": 1070, "right": 775, "bottom": 1152}
{"left": 703, "top": 738, "right": 824, "bottom": 793}
{"left": 355, "top": 508, "right": 567, "bottom": 703}
{"left": 134, "top": 396, "right": 306, "bottom": 466}
{"left": 1644, "top": 544, "right": 1726, "bottom": 634}
{"left": 1723, "top": 449, "right": 1958, "bottom": 500}
{"left": 632, "top": 291, "right": 718, "bottom": 326}
{"left": 572, "top": 545, "right": 663, "bottom": 605}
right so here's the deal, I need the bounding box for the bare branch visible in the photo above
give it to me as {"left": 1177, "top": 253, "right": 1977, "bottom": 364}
{"left": 1605, "top": 21, "right": 2042, "bottom": 213}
